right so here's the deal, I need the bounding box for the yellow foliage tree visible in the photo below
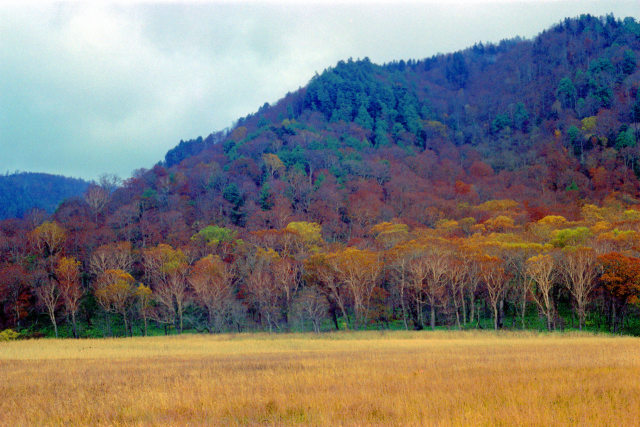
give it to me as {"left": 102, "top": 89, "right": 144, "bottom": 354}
{"left": 143, "top": 244, "right": 189, "bottom": 333}
{"left": 484, "top": 215, "right": 516, "bottom": 233}
{"left": 328, "top": 247, "right": 382, "bottom": 330}
{"left": 188, "top": 255, "right": 234, "bottom": 333}
{"left": 31, "top": 221, "right": 66, "bottom": 261}
{"left": 262, "top": 153, "right": 285, "bottom": 178}
{"left": 285, "top": 221, "right": 323, "bottom": 246}
{"left": 94, "top": 269, "right": 137, "bottom": 336}
{"left": 371, "top": 221, "right": 410, "bottom": 249}
{"left": 55, "top": 256, "right": 83, "bottom": 338}
{"left": 135, "top": 284, "right": 153, "bottom": 336}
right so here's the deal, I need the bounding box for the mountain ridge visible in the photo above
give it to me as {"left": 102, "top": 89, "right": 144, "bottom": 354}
{"left": 114, "top": 13, "right": 638, "bottom": 243}
{"left": 161, "top": 14, "right": 639, "bottom": 175}
{"left": 0, "top": 172, "right": 89, "bottom": 220}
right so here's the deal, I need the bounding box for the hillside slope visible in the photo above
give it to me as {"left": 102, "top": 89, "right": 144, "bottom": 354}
{"left": 0, "top": 172, "right": 88, "bottom": 219}
{"left": 135, "top": 13, "right": 640, "bottom": 240}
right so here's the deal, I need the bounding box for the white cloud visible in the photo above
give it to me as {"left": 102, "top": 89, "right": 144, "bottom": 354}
{"left": 0, "top": 1, "right": 638, "bottom": 179}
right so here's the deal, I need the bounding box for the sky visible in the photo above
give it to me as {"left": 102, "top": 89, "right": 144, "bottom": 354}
{"left": 0, "top": 1, "right": 638, "bottom": 181}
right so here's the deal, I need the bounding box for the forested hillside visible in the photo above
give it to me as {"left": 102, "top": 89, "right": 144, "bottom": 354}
{"left": 2, "top": 14, "right": 640, "bottom": 338}
{"left": 0, "top": 172, "right": 88, "bottom": 220}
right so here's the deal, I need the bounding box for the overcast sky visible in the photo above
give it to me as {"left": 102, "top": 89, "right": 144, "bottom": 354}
{"left": 1, "top": 1, "right": 638, "bottom": 181}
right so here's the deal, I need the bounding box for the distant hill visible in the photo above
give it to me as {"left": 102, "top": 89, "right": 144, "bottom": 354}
{"left": 0, "top": 172, "right": 89, "bottom": 219}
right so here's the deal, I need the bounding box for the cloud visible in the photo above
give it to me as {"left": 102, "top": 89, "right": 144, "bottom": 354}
{"left": 0, "top": 1, "right": 638, "bottom": 180}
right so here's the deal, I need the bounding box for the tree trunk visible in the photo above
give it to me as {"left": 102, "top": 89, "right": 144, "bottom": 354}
{"left": 452, "top": 289, "right": 461, "bottom": 329}
{"left": 430, "top": 304, "right": 436, "bottom": 330}
{"left": 461, "top": 292, "right": 467, "bottom": 326}
{"left": 353, "top": 301, "right": 361, "bottom": 330}
{"left": 417, "top": 299, "right": 425, "bottom": 329}
{"left": 71, "top": 311, "right": 78, "bottom": 339}
{"left": 122, "top": 312, "right": 128, "bottom": 337}
{"left": 49, "top": 306, "right": 58, "bottom": 338}
{"left": 578, "top": 300, "right": 585, "bottom": 331}
{"left": 14, "top": 305, "right": 21, "bottom": 329}
{"left": 492, "top": 301, "right": 498, "bottom": 330}
{"left": 400, "top": 283, "right": 408, "bottom": 330}
{"left": 469, "top": 292, "right": 476, "bottom": 328}
{"left": 578, "top": 310, "right": 583, "bottom": 331}
{"left": 337, "top": 301, "right": 350, "bottom": 330}
{"left": 521, "top": 284, "right": 527, "bottom": 329}
{"left": 330, "top": 306, "right": 339, "bottom": 330}
{"left": 611, "top": 300, "right": 617, "bottom": 333}
{"left": 283, "top": 309, "right": 290, "bottom": 332}
{"left": 177, "top": 302, "right": 183, "bottom": 334}
{"left": 106, "top": 313, "right": 112, "bottom": 337}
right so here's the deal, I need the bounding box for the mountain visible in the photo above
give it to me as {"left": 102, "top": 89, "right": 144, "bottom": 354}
{"left": 0, "top": 172, "right": 89, "bottom": 219}
{"left": 125, "top": 13, "right": 640, "bottom": 241}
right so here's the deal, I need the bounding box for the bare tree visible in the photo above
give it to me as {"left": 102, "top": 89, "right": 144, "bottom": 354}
{"left": 33, "top": 269, "right": 60, "bottom": 338}
{"left": 479, "top": 255, "right": 509, "bottom": 330}
{"left": 89, "top": 241, "right": 133, "bottom": 277}
{"left": 386, "top": 244, "right": 412, "bottom": 330}
{"left": 55, "top": 256, "right": 83, "bottom": 338}
{"left": 292, "top": 287, "right": 328, "bottom": 333}
{"left": 328, "top": 247, "right": 382, "bottom": 330}
{"left": 407, "top": 243, "right": 448, "bottom": 330}
{"left": 188, "top": 255, "right": 234, "bottom": 333}
{"left": 272, "top": 257, "right": 300, "bottom": 328}
{"left": 143, "top": 244, "right": 190, "bottom": 333}
{"left": 98, "top": 173, "right": 121, "bottom": 194}
{"left": 447, "top": 253, "right": 467, "bottom": 329}
{"left": 304, "top": 252, "right": 350, "bottom": 330}
{"left": 560, "top": 246, "right": 599, "bottom": 330}
{"left": 526, "top": 253, "right": 557, "bottom": 330}
{"left": 84, "top": 185, "right": 110, "bottom": 222}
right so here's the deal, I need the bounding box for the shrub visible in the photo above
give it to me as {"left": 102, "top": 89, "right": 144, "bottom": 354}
{"left": 0, "top": 329, "right": 20, "bottom": 341}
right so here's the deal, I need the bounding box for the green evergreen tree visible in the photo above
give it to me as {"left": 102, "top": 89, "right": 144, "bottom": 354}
{"left": 557, "top": 77, "right": 577, "bottom": 109}
{"left": 355, "top": 104, "right": 374, "bottom": 130}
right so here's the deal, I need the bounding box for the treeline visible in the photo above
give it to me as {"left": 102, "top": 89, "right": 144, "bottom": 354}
{"left": 2, "top": 198, "right": 640, "bottom": 337}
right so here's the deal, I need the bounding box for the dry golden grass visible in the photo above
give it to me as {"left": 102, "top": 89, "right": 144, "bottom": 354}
{"left": 1, "top": 330, "right": 640, "bottom": 426}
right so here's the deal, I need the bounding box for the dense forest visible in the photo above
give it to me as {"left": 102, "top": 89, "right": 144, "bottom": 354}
{"left": 0, "top": 172, "right": 88, "bottom": 220}
{"left": 2, "top": 14, "right": 640, "bottom": 339}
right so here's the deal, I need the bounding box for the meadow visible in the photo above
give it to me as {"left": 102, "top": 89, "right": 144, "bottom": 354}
{"left": 1, "top": 331, "right": 639, "bottom": 426}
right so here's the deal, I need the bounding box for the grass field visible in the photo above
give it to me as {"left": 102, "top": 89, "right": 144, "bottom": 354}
{"left": 1, "top": 331, "right": 639, "bottom": 426}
